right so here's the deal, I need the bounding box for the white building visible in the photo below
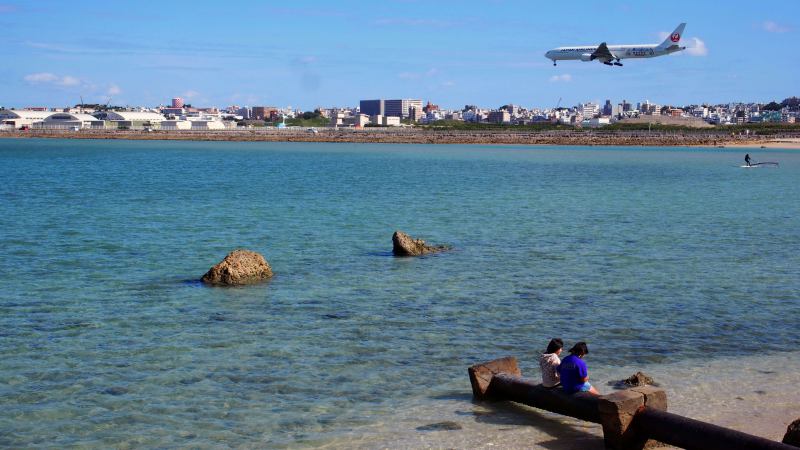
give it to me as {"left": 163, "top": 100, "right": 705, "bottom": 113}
{"left": 691, "top": 106, "right": 709, "bottom": 118}
{"left": 0, "top": 110, "right": 55, "bottom": 129}
{"left": 580, "top": 102, "right": 600, "bottom": 119}
{"left": 35, "top": 113, "right": 105, "bottom": 130}
{"left": 424, "top": 110, "right": 445, "bottom": 123}
{"left": 588, "top": 117, "right": 611, "bottom": 128}
{"left": 446, "top": 111, "right": 462, "bottom": 121}
{"left": 190, "top": 120, "right": 226, "bottom": 130}
{"left": 640, "top": 100, "right": 660, "bottom": 115}
{"left": 96, "top": 111, "right": 165, "bottom": 130}
{"left": 349, "top": 114, "right": 370, "bottom": 127}
{"left": 160, "top": 120, "right": 193, "bottom": 130}
{"left": 330, "top": 110, "right": 351, "bottom": 127}
{"left": 382, "top": 116, "right": 401, "bottom": 126}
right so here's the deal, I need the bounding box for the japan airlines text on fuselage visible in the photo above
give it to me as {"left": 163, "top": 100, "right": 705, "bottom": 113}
{"left": 545, "top": 23, "right": 686, "bottom": 67}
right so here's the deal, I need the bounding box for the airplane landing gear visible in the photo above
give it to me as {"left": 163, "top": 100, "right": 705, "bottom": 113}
{"left": 603, "top": 61, "right": 613, "bottom": 66}
{"left": 613, "top": 62, "right": 623, "bottom": 66}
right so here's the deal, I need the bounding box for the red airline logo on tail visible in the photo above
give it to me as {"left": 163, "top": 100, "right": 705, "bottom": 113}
{"left": 670, "top": 33, "right": 681, "bottom": 42}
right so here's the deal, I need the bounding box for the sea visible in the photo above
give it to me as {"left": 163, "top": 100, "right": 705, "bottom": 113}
{"left": 1, "top": 138, "right": 799, "bottom": 448}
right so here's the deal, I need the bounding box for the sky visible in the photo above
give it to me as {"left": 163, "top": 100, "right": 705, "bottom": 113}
{"left": 0, "top": 1, "right": 797, "bottom": 110}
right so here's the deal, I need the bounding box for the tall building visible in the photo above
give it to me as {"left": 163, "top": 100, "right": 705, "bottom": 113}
{"left": 581, "top": 102, "right": 600, "bottom": 119}
{"left": 385, "top": 99, "right": 423, "bottom": 119}
{"left": 504, "top": 104, "right": 522, "bottom": 117}
{"left": 603, "top": 100, "right": 613, "bottom": 116}
{"left": 640, "top": 100, "right": 659, "bottom": 115}
{"left": 172, "top": 98, "right": 184, "bottom": 108}
{"left": 408, "top": 106, "right": 424, "bottom": 122}
{"left": 360, "top": 100, "right": 384, "bottom": 116}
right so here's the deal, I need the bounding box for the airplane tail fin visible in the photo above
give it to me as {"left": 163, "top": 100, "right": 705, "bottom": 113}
{"left": 659, "top": 23, "right": 686, "bottom": 48}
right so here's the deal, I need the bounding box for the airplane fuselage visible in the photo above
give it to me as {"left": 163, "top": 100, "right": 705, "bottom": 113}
{"left": 545, "top": 23, "right": 687, "bottom": 66}
{"left": 545, "top": 44, "right": 685, "bottom": 61}
{"left": 545, "top": 44, "right": 682, "bottom": 62}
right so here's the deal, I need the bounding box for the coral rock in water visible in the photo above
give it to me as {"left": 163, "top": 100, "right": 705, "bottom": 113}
{"left": 201, "top": 249, "right": 273, "bottom": 286}
{"left": 622, "top": 371, "right": 656, "bottom": 387}
{"left": 392, "top": 231, "right": 448, "bottom": 257}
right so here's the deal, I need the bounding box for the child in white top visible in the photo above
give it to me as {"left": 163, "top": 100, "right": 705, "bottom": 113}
{"left": 539, "top": 338, "right": 563, "bottom": 388}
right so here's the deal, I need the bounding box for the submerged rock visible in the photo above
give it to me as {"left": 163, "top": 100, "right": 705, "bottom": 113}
{"left": 201, "top": 249, "right": 273, "bottom": 286}
{"left": 784, "top": 418, "right": 800, "bottom": 447}
{"left": 103, "top": 386, "right": 128, "bottom": 396}
{"left": 392, "top": 231, "right": 449, "bottom": 257}
{"left": 624, "top": 371, "right": 656, "bottom": 387}
{"left": 612, "top": 371, "right": 657, "bottom": 389}
{"left": 416, "top": 421, "right": 462, "bottom": 431}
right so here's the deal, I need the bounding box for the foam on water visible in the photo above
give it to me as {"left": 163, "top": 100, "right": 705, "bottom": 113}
{"left": 1, "top": 139, "right": 799, "bottom": 448}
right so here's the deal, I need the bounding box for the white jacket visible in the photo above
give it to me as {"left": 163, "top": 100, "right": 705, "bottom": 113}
{"left": 539, "top": 352, "right": 561, "bottom": 387}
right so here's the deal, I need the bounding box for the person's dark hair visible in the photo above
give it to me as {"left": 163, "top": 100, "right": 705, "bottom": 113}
{"left": 569, "top": 341, "right": 589, "bottom": 356}
{"left": 545, "top": 338, "right": 563, "bottom": 354}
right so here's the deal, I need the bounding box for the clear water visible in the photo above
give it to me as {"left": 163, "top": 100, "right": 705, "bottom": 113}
{"left": 1, "top": 139, "right": 798, "bottom": 448}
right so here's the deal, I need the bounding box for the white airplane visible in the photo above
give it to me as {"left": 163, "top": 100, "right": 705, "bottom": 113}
{"left": 545, "top": 23, "right": 686, "bottom": 67}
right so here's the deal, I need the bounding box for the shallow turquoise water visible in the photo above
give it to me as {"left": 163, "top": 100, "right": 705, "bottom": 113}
{"left": 1, "top": 139, "right": 798, "bottom": 447}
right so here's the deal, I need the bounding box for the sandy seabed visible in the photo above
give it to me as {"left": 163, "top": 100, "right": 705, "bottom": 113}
{"left": 326, "top": 352, "right": 800, "bottom": 449}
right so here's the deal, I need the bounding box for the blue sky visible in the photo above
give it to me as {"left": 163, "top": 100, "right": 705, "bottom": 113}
{"left": 1, "top": 1, "right": 797, "bottom": 110}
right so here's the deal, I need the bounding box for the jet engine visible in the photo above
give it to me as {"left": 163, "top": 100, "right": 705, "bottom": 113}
{"left": 580, "top": 53, "right": 593, "bottom": 62}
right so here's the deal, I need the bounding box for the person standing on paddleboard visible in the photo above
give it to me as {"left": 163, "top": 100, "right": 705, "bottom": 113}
{"left": 745, "top": 154, "right": 751, "bottom": 166}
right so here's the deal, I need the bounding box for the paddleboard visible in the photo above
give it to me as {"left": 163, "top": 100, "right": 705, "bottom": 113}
{"left": 740, "top": 162, "right": 778, "bottom": 168}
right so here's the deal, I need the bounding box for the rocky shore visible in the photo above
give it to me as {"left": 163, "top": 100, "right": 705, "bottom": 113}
{"left": 4, "top": 128, "right": 800, "bottom": 147}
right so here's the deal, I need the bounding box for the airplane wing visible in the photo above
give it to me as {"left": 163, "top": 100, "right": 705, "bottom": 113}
{"left": 591, "top": 42, "right": 615, "bottom": 61}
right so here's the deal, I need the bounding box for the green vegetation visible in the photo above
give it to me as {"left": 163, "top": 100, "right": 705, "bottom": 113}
{"left": 300, "top": 109, "right": 323, "bottom": 120}
{"left": 284, "top": 116, "right": 328, "bottom": 127}
{"left": 415, "top": 119, "right": 800, "bottom": 136}
{"left": 239, "top": 120, "right": 267, "bottom": 127}
{"left": 600, "top": 122, "right": 703, "bottom": 132}
{"left": 780, "top": 96, "right": 799, "bottom": 110}
{"left": 724, "top": 122, "right": 800, "bottom": 135}
{"left": 419, "top": 120, "right": 576, "bottom": 131}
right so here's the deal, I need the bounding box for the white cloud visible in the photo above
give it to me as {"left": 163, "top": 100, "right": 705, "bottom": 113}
{"left": 183, "top": 90, "right": 200, "bottom": 100}
{"left": 549, "top": 74, "right": 572, "bottom": 83}
{"left": 658, "top": 33, "right": 708, "bottom": 57}
{"left": 23, "top": 72, "right": 83, "bottom": 87}
{"left": 398, "top": 71, "right": 420, "bottom": 80}
{"left": 60, "top": 76, "right": 80, "bottom": 86}
{"left": 398, "top": 68, "right": 439, "bottom": 80}
{"left": 684, "top": 37, "right": 708, "bottom": 56}
{"left": 441, "top": 80, "right": 455, "bottom": 87}
{"left": 763, "top": 21, "right": 791, "bottom": 33}
{"left": 107, "top": 84, "right": 122, "bottom": 96}
{"left": 24, "top": 72, "right": 59, "bottom": 83}
{"left": 374, "top": 18, "right": 455, "bottom": 27}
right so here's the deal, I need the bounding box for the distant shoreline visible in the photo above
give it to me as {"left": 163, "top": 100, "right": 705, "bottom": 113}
{"left": 3, "top": 129, "right": 800, "bottom": 149}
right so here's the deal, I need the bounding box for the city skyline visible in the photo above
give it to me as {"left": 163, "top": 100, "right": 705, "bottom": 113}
{"left": 1, "top": 1, "right": 797, "bottom": 109}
